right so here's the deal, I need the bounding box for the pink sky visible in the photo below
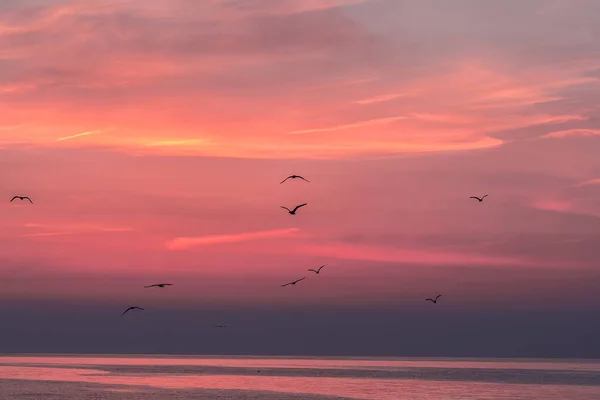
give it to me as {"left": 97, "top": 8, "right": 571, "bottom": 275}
{"left": 1, "top": 0, "right": 600, "bottom": 310}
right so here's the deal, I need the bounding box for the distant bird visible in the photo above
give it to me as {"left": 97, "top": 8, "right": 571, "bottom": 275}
{"left": 469, "top": 195, "right": 488, "bottom": 202}
{"left": 144, "top": 283, "right": 173, "bottom": 288}
{"left": 425, "top": 294, "right": 442, "bottom": 304}
{"left": 280, "top": 175, "right": 310, "bottom": 184}
{"left": 121, "top": 306, "right": 144, "bottom": 316}
{"left": 213, "top": 324, "right": 229, "bottom": 328}
{"left": 281, "top": 203, "right": 307, "bottom": 215}
{"left": 10, "top": 196, "right": 33, "bottom": 204}
{"left": 281, "top": 277, "right": 306, "bottom": 287}
{"left": 308, "top": 265, "right": 325, "bottom": 274}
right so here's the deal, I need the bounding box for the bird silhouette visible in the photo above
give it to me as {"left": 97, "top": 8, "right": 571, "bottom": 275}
{"left": 281, "top": 277, "right": 306, "bottom": 287}
{"left": 10, "top": 196, "right": 33, "bottom": 204}
{"left": 121, "top": 306, "right": 144, "bottom": 316}
{"left": 213, "top": 324, "right": 229, "bottom": 328}
{"left": 281, "top": 203, "right": 307, "bottom": 215}
{"left": 280, "top": 175, "right": 310, "bottom": 184}
{"left": 425, "top": 294, "right": 442, "bottom": 304}
{"left": 144, "top": 283, "right": 173, "bottom": 288}
{"left": 308, "top": 265, "right": 325, "bottom": 274}
{"left": 469, "top": 195, "right": 488, "bottom": 202}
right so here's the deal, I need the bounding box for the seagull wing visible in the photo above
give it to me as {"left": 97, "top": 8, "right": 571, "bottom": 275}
{"left": 292, "top": 203, "right": 308, "bottom": 212}
{"left": 482, "top": 194, "right": 488, "bottom": 199}
{"left": 24, "top": 197, "right": 33, "bottom": 203}
{"left": 425, "top": 298, "right": 434, "bottom": 303}
{"left": 295, "top": 277, "right": 306, "bottom": 283}
{"left": 280, "top": 176, "right": 291, "bottom": 184}
{"left": 280, "top": 206, "right": 292, "bottom": 212}
{"left": 281, "top": 282, "right": 292, "bottom": 287}
{"left": 299, "top": 176, "right": 310, "bottom": 182}
{"left": 318, "top": 265, "right": 325, "bottom": 272}
{"left": 121, "top": 307, "right": 134, "bottom": 316}
{"left": 469, "top": 196, "right": 481, "bottom": 201}
{"left": 308, "top": 269, "right": 318, "bottom": 273}
{"left": 144, "top": 285, "right": 156, "bottom": 288}
{"left": 10, "top": 196, "right": 17, "bottom": 202}
{"left": 435, "top": 294, "right": 442, "bottom": 300}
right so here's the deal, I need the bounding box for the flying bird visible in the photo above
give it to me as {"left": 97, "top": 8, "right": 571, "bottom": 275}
{"left": 281, "top": 277, "right": 306, "bottom": 287}
{"left": 213, "top": 324, "right": 229, "bottom": 328}
{"left": 280, "top": 175, "right": 310, "bottom": 184}
{"left": 121, "top": 306, "right": 144, "bottom": 316}
{"left": 144, "top": 283, "right": 173, "bottom": 288}
{"left": 281, "top": 203, "right": 307, "bottom": 215}
{"left": 425, "top": 295, "right": 442, "bottom": 304}
{"left": 308, "top": 265, "right": 325, "bottom": 274}
{"left": 10, "top": 196, "right": 33, "bottom": 204}
{"left": 469, "top": 195, "right": 488, "bottom": 202}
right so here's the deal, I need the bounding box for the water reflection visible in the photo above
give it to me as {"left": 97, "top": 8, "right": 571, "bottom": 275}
{"left": 0, "top": 357, "right": 600, "bottom": 400}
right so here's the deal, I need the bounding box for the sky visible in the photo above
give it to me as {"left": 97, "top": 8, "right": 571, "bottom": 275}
{"left": 1, "top": 0, "right": 600, "bottom": 357}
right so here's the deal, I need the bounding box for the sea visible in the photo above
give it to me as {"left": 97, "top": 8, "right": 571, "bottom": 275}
{"left": 0, "top": 355, "right": 600, "bottom": 399}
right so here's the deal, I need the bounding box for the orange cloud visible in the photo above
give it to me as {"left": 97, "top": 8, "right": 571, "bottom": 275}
{"left": 165, "top": 228, "right": 300, "bottom": 250}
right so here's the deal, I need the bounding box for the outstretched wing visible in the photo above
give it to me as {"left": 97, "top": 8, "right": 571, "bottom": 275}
{"left": 121, "top": 307, "right": 133, "bottom": 316}
{"left": 318, "top": 265, "right": 325, "bottom": 272}
{"left": 144, "top": 285, "right": 157, "bottom": 288}
{"left": 292, "top": 203, "right": 308, "bottom": 212}
{"left": 280, "top": 206, "right": 291, "bottom": 212}
{"left": 10, "top": 196, "right": 17, "bottom": 202}
{"left": 308, "top": 269, "right": 317, "bottom": 273}
{"left": 299, "top": 176, "right": 310, "bottom": 182}
{"left": 435, "top": 294, "right": 442, "bottom": 300}
{"left": 24, "top": 197, "right": 33, "bottom": 203}
{"left": 280, "top": 176, "right": 292, "bottom": 184}
{"left": 281, "top": 282, "right": 291, "bottom": 287}
{"left": 469, "top": 196, "right": 481, "bottom": 200}
{"left": 482, "top": 194, "right": 488, "bottom": 199}
{"left": 294, "top": 277, "right": 306, "bottom": 284}
{"left": 425, "top": 298, "right": 434, "bottom": 303}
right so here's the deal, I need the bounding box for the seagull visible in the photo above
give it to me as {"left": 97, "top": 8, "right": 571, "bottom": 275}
{"left": 281, "top": 277, "right": 306, "bottom": 287}
{"left": 308, "top": 265, "right": 325, "bottom": 274}
{"left": 280, "top": 175, "right": 310, "bottom": 184}
{"left": 469, "top": 195, "right": 488, "bottom": 202}
{"left": 121, "top": 306, "right": 144, "bottom": 316}
{"left": 10, "top": 196, "right": 33, "bottom": 204}
{"left": 144, "top": 283, "right": 173, "bottom": 288}
{"left": 281, "top": 203, "right": 307, "bottom": 215}
{"left": 425, "top": 294, "right": 442, "bottom": 304}
{"left": 213, "top": 324, "right": 229, "bottom": 328}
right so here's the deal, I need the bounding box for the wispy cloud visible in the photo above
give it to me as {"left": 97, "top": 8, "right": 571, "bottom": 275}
{"left": 166, "top": 228, "right": 300, "bottom": 250}
{"left": 57, "top": 130, "right": 102, "bottom": 141}
{"left": 284, "top": 242, "right": 539, "bottom": 267}
{"left": 354, "top": 93, "right": 405, "bottom": 105}
{"left": 576, "top": 178, "right": 600, "bottom": 187}
{"left": 286, "top": 116, "right": 406, "bottom": 135}
{"left": 145, "top": 139, "right": 207, "bottom": 147}
{"left": 303, "top": 77, "right": 378, "bottom": 91}
{"left": 533, "top": 199, "right": 573, "bottom": 212}
{"left": 21, "top": 231, "right": 75, "bottom": 238}
{"left": 541, "top": 129, "right": 600, "bottom": 139}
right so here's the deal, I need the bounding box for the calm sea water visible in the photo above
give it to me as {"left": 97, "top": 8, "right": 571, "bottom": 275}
{"left": 1, "top": 355, "right": 600, "bottom": 399}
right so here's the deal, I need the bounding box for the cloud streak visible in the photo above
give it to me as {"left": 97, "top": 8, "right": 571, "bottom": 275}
{"left": 165, "top": 228, "right": 300, "bottom": 250}
{"left": 57, "top": 130, "right": 102, "bottom": 141}
{"left": 286, "top": 116, "right": 406, "bottom": 135}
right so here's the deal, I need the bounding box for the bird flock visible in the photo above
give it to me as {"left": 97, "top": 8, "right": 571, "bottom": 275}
{"left": 10, "top": 175, "right": 487, "bottom": 321}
